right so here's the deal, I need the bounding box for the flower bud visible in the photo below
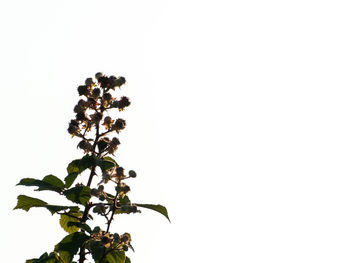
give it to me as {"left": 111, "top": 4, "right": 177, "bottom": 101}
{"left": 120, "top": 233, "right": 130, "bottom": 243}
{"left": 92, "top": 226, "right": 101, "bottom": 234}
{"left": 91, "top": 188, "right": 99, "bottom": 196}
{"left": 95, "top": 72, "right": 104, "bottom": 80}
{"left": 113, "top": 233, "right": 120, "bottom": 242}
{"left": 128, "top": 170, "right": 137, "bottom": 178}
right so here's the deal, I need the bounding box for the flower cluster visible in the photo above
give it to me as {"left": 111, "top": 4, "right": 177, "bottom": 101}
{"left": 67, "top": 73, "right": 130, "bottom": 156}
{"left": 90, "top": 227, "right": 132, "bottom": 252}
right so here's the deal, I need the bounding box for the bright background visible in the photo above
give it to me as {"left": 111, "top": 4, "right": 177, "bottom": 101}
{"left": 1, "top": 0, "right": 350, "bottom": 262}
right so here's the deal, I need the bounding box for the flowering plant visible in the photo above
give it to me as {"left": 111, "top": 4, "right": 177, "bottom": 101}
{"left": 14, "top": 73, "right": 169, "bottom": 263}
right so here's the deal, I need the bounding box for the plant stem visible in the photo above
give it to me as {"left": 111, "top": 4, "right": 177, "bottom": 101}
{"left": 79, "top": 121, "right": 101, "bottom": 263}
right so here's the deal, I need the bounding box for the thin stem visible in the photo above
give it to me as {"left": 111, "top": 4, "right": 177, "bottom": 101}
{"left": 79, "top": 119, "right": 101, "bottom": 263}
{"left": 106, "top": 185, "right": 119, "bottom": 233}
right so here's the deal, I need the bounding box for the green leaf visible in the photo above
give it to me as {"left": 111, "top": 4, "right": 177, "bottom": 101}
{"left": 64, "top": 155, "right": 94, "bottom": 188}
{"left": 60, "top": 214, "right": 80, "bottom": 234}
{"left": 64, "top": 173, "right": 79, "bottom": 189}
{"left": 46, "top": 205, "right": 79, "bottom": 215}
{"left": 99, "top": 159, "right": 116, "bottom": 172}
{"left": 104, "top": 250, "right": 125, "bottom": 263}
{"left": 90, "top": 241, "right": 104, "bottom": 262}
{"left": 64, "top": 155, "right": 117, "bottom": 187}
{"left": 42, "top": 175, "right": 65, "bottom": 190}
{"left": 104, "top": 157, "right": 118, "bottom": 166}
{"left": 26, "top": 252, "right": 59, "bottom": 263}
{"left": 125, "top": 257, "right": 131, "bottom": 263}
{"left": 14, "top": 195, "right": 47, "bottom": 211}
{"left": 55, "top": 232, "right": 90, "bottom": 263}
{"left": 67, "top": 222, "right": 92, "bottom": 233}
{"left": 17, "top": 175, "right": 65, "bottom": 193}
{"left": 63, "top": 186, "right": 91, "bottom": 205}
{"left": 14, "top": 195, "right": 79, "bottom": 215}
{"left": 135, "top": 204, "right": 170, "bottom": 222}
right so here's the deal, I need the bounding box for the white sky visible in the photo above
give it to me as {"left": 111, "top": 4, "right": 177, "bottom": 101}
{"left": 1, "top": 0, "right": 350, "bottom": 262}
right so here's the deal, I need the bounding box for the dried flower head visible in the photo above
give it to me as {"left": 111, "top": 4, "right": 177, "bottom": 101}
{"left": 75, "top": 112, "right": 88, "bottom": 122}
{"left": 97, "top": 137, "right": 110, "bottom": 153}
{"left": 98, "top": 76, "right": 110, "bottom": 89}
{"left": 113, "top": 118, "right": 126, "bottom": 133}
{"left": 92, "top": 88, "right": 101, "bottom": 98}
{"left": 102, "top": 116, "right": 114, "bottom": 129}
{"left": 90, "top": 112, "right": 103, "bottom": 123}
{"left": 118, "top": 96, "right": 131, "bottom": 111}
{"left": 77, "top": 85, "right": 89, "bottom": 96}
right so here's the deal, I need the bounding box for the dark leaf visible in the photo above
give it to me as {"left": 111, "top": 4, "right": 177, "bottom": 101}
{"left": 90, "top": 241, "right": 104, "bottom": 262}
{"left": 14, "top": 195, "right": 79, "bottom": 215}
{"left": 63, "top": 186, "right": 91, "bottom": 205}
{"left": 64, "top": 155, "right": 94, "bottom": 187}
{"left": 135, "top": 204, "right": 170, "bottom": 222}
{"left": 17, "top": 175, "right": 65, "bottom": 193}
{"left": 67, "top": 222, "right": 92, "bottom": 233}
{"left": 46, "top": 205, "right": 80, "bottom": 215}
{"left": 26, "top": 252, "right": 59, "bottom": 263}
{"left": 65, "top": 155, "right": 117, "bottom": 187}
{"left": 104, "top": 250, "right": 125, "bottom": 263}
{"left": 55, "top": 232, "right": 90, "bottom": 263}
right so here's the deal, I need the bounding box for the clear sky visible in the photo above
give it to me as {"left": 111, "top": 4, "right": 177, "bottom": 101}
{"left": 1, "top": 0, "right": 350, "bottom": 262}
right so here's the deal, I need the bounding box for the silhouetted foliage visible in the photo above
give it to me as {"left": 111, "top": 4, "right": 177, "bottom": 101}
{"left": 15, "top": 73, "right": 169, "bottom": 263}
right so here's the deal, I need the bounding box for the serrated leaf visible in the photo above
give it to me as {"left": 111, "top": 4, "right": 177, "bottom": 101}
{"left": 135, "top": 204, "right": 170, "bottom": 222}
{"left": 60, "top": 214, "right": 80, "bottom": 234}
{"left": 55, "top": 232, "right": 90, "bottom": 263}
{"left": 104, "top": 250, "right": 125, "bottom": 263}
{"left": 63, "top": 186, "right": 91, "bottom": 205}
{"left": 14, "top": 195, "right": 78, "bottom": 215}
{"left": 17, "top": 175, "right": 64, "bottom": 193}
{"left": 14, "top": 195, "right": 47, "bottom": 211}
